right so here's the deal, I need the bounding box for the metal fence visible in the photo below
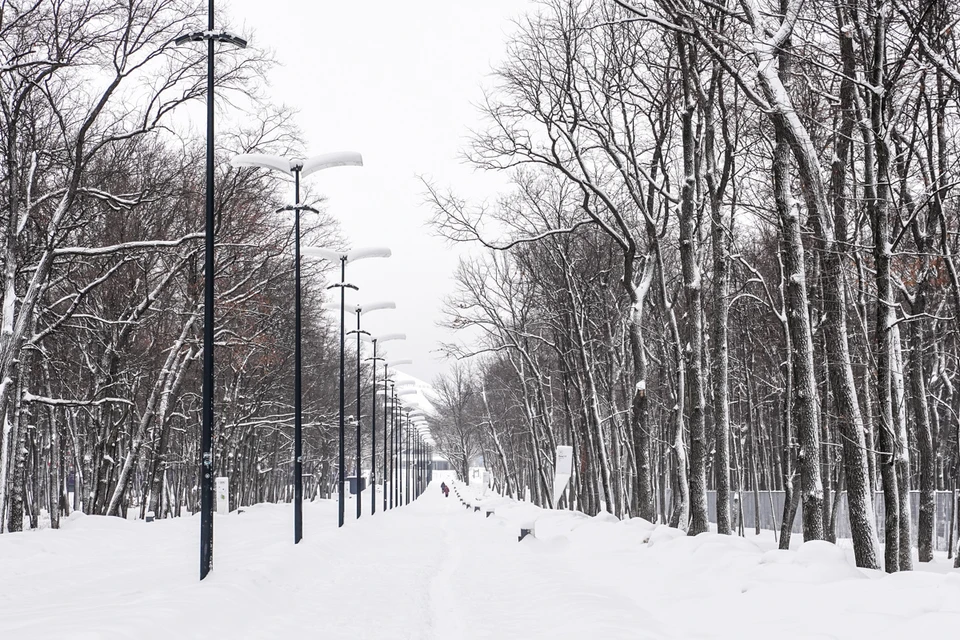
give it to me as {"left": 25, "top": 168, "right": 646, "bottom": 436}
{"left": 705, "top": 490, "right": 959, "bottom": 552}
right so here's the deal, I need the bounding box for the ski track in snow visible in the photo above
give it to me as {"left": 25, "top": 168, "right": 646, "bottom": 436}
{"left": 426, "top": 497, "right": 466, "bottom": 639}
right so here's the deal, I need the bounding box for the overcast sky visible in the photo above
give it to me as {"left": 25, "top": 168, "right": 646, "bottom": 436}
{"left": 224, "top": 0, "right": 528, "bottom": 385}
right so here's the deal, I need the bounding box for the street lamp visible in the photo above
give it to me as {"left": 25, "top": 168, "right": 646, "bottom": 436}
{"left": 395, "top": 402, "right": 417, "bottom": 506}
{"left": 361, "top": 332, "right": 405, "bottom": 515}
{"left": 175, "top": 0, "right": 247, "bottom": 582}
{"left": 306, "top": 246, "right": 390, "bottom": 527}
{"left": 230, "top": 152, "right": 362, "bottom": 545}
{"left": 414, "top": 424, "right": 428, "bottom": 497}
{"left": 326, "top": 300, "right": 396, "bottom": 519}
{"left": 387, "top": 388, "right": 399, "bottom": 509}
{"left": 405, "top": 412, "right": 413, "bottom": 505}
{"left": 387, "top": 369, "right": 413, "bottom": 508}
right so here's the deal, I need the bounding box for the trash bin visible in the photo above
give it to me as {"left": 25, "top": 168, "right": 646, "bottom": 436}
{"left": 346, "top": 476, "right": 367, "bottom": 495}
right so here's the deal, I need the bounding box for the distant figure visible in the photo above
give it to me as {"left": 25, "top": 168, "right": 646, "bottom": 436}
{"left": 441, "top": 482, "right": 449, "bottom": 498}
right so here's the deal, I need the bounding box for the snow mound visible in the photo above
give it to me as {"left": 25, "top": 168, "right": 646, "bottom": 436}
{"left": 622, "top": 516, "right": 656, "bottom": 531}
{"left": 646, "top": 524, "right": 686, "bottom": 547}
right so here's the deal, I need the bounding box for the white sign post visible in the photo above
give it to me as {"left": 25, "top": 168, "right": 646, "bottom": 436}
{"left": 215, "top": 477, "right": 229, "bottom": 515}
{"left": 468, "top": 466, "right": 486, "bottom": 498}
{"left": 552, "top": 446, "right": 573, "bottom": 509}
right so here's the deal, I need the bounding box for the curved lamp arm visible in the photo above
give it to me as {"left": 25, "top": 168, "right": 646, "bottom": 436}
{"left": 231, "top": 151, "right": 362, "bottom": 177}
{"left": 324, "top": 301, "right": 396, "bottom": 314}
{"left": 300, "top": 151, "right": 363, "bottom": 177}
{"left": 231, "top": 153, "right": 294, "bottom": 174}
{"left": 362, "top": 332, "right": 406, "bottom": 343}
{"left": 373, "top": 332, "right": 406, "bottom": 343}
{"left": 348, "top": 247, "right": 391, "bottom": 262}
{"left": 358, "top": 301, "right": 395, "bottom": 314}
{"left": 303, "top": 246, "right": 391, "bottom": 263}
{"left": 304, "top": 247, "right": 343, "bottom": 262}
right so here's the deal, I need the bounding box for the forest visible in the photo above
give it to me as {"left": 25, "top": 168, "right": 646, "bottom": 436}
{"left": 425, "top": 0, "right": 960, "bottom": 573}
{"left": 0, "top": 0, "right": 366, "bottom": 534}
{"left": 5, "top": 0, "right": 960, "bottom": 577}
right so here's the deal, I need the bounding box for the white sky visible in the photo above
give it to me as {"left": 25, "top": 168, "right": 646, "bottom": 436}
{"left": 225, "top": 0, "right": 528, "bottom": 385}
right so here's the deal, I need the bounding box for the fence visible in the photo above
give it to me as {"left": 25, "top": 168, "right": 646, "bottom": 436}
{"left": 704, "top": 490, "right": 958, "bottom": 552}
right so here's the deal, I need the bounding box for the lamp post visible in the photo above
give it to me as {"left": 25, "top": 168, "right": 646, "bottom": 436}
{"left": 231, "top": 153, "right": 362, "bottom": 544}
{"left": 174, "top": 1, "right": 246, "bottom": 582}
{"left": 391, "top": 377, "right": 415, "bottom": 509}
{"left": 328, "top": 300, "right": 396, "bottom": 519}
{"left": 387, "top": 384, "right": 397, "bottom": 509}
{"left": 415, "top": 425, "right": 428, "bottom": 497}
{"left": 420, "top": 430, "right": 427, "bottom": 496}
{"left": 361, "top": 333, "right": 405, "bottom": 515}
{"left": 307, "top": 247, "right": 390, "bottom": 527}
{"left": 413, "top": 430, "right": 419, "bottom": 498}
{"left": 382, "top": 360, "right": 411, "bottom": 510}
{"left": 425, "top": 442, "right": 433, "bottom": 485}
{"left": 396, "top": 393, "right": 417, "bottom": 506}
{"left": 406, "top": 415, "right": 412, "bottom": 505}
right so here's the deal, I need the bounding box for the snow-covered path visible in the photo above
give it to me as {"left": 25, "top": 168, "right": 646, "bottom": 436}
{"left": 3, "top": 482, "right": 960, "bottom": 639}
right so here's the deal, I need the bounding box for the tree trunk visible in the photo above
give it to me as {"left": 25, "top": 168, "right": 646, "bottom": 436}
{"left": 676, "top": 31, "right": 709, "bottom": 536}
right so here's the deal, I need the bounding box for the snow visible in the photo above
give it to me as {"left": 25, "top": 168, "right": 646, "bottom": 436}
{"left": 2, "top": 482, "right": 960, "bottom": 638}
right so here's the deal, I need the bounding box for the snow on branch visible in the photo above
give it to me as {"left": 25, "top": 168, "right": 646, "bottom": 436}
{"left": 22, "top": 393, "right": 133, "bottom": 407}
{"left": 53, "top": 233, "right": 203, "bottom": 257}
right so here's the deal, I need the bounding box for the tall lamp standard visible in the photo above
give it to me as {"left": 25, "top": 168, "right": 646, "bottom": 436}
{"left": 361, "top": 333, "right": 405, "bottom": 515}
{"left": 415, "top": 425, "right": 428, "bottom": 497}
{"left": 420, "top": 432, "right": 427, "bottom": 496}
{"left": 409, "top": 411, "right": 427, "bottom": 488}
{"left": 412, "top": 428, "right": 420, "bottom": 498}
{"left": 327, "top": 300, "right": 396, "bottom": 519}
{"left": 406, "top": 414, "right": 413, "bottom": 505}
{"left": 230, "top": 153, "right": 362, "bottom": 544}
{"left": 392, "top": 382, "right": 416, "bottom": 507}
{"left": 174, "top": 1, "right": 246, "bottom": 582}
{"left": 382, "top": 360, "right": 412, "bottom": 510}
{"left": 306, "top": 247, "right": 391, "bottom": 527}
{"left": 396, "top": 393, "right": 418, "bottom": 505}
{"left": 385, "top": 384, "right": 397, "bottom": 509}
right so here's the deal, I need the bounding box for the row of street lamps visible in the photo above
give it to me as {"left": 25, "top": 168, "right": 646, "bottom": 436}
{"left": 183, "top": 0, "right": 434, "bottom": 581}
{"left": 228, "top": 171, "right": 436, "bottom": 548}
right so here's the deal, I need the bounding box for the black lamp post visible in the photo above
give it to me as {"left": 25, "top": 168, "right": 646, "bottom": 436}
{"left": 405, "top": 414, "right": 411, "bottom": 505}
{"left": 361, "top": 334, "right": 404, "bottom": 515}
{"left": 414, "top": 428, "right": 425, "bottom": 497}
{"left": 381, "top": 361, "right": 411, "bottom": 510}
{"left": 409, "top": 413, "right": 427, "bottom": 496}
{"left": 426, "top": 443, "right": 433, "bottom": 484}
{"left": 413, "top": 432, "right": 419, "bottom": 498}
{"left": 174, "top": 0, "right": 246, "bottom": 582}
{"left": 396, "top": 406, "right": 405, "bottom": 506}
{"left": 418, "top": 433, "right": 424, "bottom": 496}
{"left": 307, "top": 248, "right": 391, "bottom": 527}
{"left": 388, "top": 383, "right": 396, "bottom": 509}
{"left": 396, "top": 393, "right": 418, "bottom": 505}
{"left": 381, "top": 390, "right": 398, "bottom": 509}
{"left": 339, "top": 301, "right": 395, "bottom": 519}
{"left": 231, "top": 152, "right": 363, "bottom": 544}
{"left": 391, "top": 388, "right": 401, "bottom": 508}
{"left": 382, "top": 377, "right": 389, "bottom": 512}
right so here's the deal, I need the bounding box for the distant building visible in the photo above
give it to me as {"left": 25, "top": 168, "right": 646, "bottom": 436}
{"left": 432, "top": 459, "right": 453, "bottom": 471}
